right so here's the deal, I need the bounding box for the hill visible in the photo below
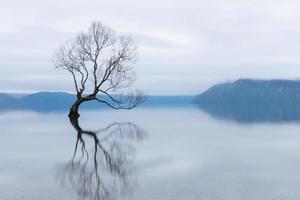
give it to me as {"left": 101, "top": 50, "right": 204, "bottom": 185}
{"left": 0, "top": 92, "right": 193, "bottom": 111}
{"left": 0, "top": 93, "right": 23, "bottom": 110}
{"left": 194, "top": 79, "right": 300, "bottom": 123}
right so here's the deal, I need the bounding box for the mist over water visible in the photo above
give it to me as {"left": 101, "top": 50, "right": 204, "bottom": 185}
{"left": 1, "top": 107, "right": 300, "bottom": 200}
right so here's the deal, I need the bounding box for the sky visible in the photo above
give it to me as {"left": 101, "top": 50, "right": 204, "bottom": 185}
{"left": 1, "top": 0, "right": 300, "bottom": 95}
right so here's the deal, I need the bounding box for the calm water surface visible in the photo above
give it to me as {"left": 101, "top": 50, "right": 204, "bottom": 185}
{"left": 1, "top": 107, "right": 300, "bottom": 200}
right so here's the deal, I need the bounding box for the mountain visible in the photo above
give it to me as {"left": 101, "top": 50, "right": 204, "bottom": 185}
{"left": 195, "top": 79, "right": 300, "bottom": 103}
{"left": 22, "top": 92, "right": 76, "bottom": 111}
{"left": 0, "top": 93, "right": 23, "bottom": 110}
{"left": 194, "top": 79, "right": 300, "bottom": 123}
{"left": 0, "top": 92, "right": 193, "bottom": 112}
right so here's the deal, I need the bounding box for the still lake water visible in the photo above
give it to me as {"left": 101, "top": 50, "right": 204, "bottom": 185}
{"left": 1, "top": 106, "right": 300, "bottom": 200}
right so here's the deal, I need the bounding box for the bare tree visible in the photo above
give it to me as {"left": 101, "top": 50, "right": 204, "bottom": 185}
{"left": 53, "top": 21, "right": 144, "bottom": 118}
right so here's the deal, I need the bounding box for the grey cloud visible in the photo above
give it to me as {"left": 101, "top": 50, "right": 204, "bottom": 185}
{"left": 1, "top": 0, "right": 300, "bottom": 94}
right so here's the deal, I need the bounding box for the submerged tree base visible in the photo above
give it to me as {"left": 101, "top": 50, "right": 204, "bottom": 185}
{"left": 68, "top": 111, "right": 80, "bottom": 118}
{"left": 68, "top": 100, "right": 82, "bottom": 118}
{"left": 68, "top": 108, "right": 80, "bottom": 119}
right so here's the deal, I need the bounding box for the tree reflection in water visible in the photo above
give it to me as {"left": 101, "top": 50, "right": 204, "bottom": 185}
{"left": 55, "top": 116, "right": 146, "bottom": 200}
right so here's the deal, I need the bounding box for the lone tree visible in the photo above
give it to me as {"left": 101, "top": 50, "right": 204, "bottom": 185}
{"left": 54, "top": 21, "right": 143, "bottom": 118}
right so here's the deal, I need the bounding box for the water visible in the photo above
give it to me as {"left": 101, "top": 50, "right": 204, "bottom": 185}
{"left": 1, "top": 107, "right": 300, "bottom": 200}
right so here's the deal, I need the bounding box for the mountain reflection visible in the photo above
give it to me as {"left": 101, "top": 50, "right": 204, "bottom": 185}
{"left": 55, "top": 116, "right": 146, "bottom": 200}
{"left": 197, "top": 101, "right": 300, "bottom": 123}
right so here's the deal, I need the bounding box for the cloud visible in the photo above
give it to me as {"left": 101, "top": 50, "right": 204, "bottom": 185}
{"left": 1, "top": 0, "right": 300, "bottom": 94}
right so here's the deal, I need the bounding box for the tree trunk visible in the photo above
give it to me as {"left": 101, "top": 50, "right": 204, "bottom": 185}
{"left": 69, "top": 99, "right": 84, "bottom": 118}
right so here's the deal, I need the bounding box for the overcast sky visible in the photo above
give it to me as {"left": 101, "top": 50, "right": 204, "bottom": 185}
{"left": 1, "top": 0, "right": 300, "bottom": 94}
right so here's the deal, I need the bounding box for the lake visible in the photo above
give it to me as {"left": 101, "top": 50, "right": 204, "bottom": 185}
{"left": 1, "top": 106, "right": 300, "bottom": 200}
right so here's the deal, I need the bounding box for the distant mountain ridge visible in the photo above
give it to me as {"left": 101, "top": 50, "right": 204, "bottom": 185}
{"left": 3, "top": 78, "right": 300, "bottom": 118}
{"left": 195, "top": 79, "right": 300, "bottom": 103}
{"left": 0, "top": 93, "right": 23, "bottom": 110}
{"left": 0, "top": 92, "right": 193, "bottom": 112}
{"left": 194, "top": 79, "right": 300, "bottom": 123}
